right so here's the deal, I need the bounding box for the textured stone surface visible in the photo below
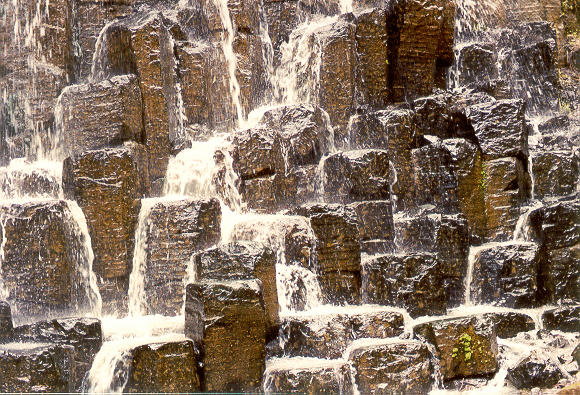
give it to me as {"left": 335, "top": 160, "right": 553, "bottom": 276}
{"left": 63, "top": 144, "right": 148, "bottom": 314}
{"left": 362, "top": 253, "right": 447, "bottom": 318}
{"left": 290, "top": 204, "right": 361, "bottom": 305}
{"left": 350, "top": 200, "right": 394, "bottom": 254}
{"left": 0, "top": 302, "right": 13, "bottom": 342}
{"left": 0, "top": 201, "right": 96, "bottom": 319}
{"left": 470, "top": 242, "right": 540, "bottom": 308}
{"left": 264, "top": 360, "right": 351, "bottom": 394}
{"left": 414, "top": 315, "right": 499, "bottom": 380}
{"left": 57, "top": 75, "right": 143, "bottom": 159}
{"left": 532, "top": 151, "right": 579, "bottom": 199}
{"left": 193, "top": 241, "right": 278, "bottom": 333}
{"left": 142, "top": 198, "right": 221, "bottom": 316}
{"left": 506, "top": 351, "right": 565, "bottom": 389}
{"left": 348, "top": 340, "right": 435, "bottom": 394}
{"left": 12, "top": 318, "right": 102, "bottom": 391}
{"left": 185, "top": 280, "right": 266, "bottom": 392}
{"left": 279, "top": 309, "right": 404, "bottom": 359}
{"left": 483, "top": 312, "right": 535, "bottom": 339}
{"left": 0, "top": 343, "right": 75, "bottom": 392}
{"left": 394, "top": 212, "right": 469, "bottom": 307}
{"left": 322, "top": 149, "right": 390, "bottom": 204}
{"left": 124, "top": 340, "right": 200, "bottom": 393}
{"left": 542, "top": 306, "right": 580, "bottom": 332}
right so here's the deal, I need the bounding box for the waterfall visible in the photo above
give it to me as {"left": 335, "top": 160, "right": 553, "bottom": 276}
{"left": 0, "top": 216, "right": 8, "bottom": 301}
{"left": 211, "top": 0, "right": 244, "bottom": 124}
{"left": 65, "top": 200, "right": 103, "bottom": 317}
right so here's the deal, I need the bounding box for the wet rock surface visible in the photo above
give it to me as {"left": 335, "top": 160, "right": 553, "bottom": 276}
{"left": 279, "top": 309, "right": 404, "bottom": 359}
{"left": 348, "top": 340, "right": 435, "bottom": 394}
{"left": 185, "top": 280, "right": 266, "bottom": 392}
{"left": 123, "top": 340, "right": 201, "bottom": 393}
{"left": 0, "top": 302, "right": 13, "bottom": 342}
{"left": 142, "top": 198, "right": 221, "bottom": 316}
{"left": 506, "top": 351, "right": 566, "bottom": 389}
{"left": 542, "top": 305, "right": 580, "bottom": 332}
{"left": 414, "top": 315, "right": 499, "bottom": 380}
{"left": 264, "top": 359, "right": 351, "bottom": 394}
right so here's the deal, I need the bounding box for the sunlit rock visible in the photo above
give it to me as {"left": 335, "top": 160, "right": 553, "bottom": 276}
{"left": 414, "top": 315, "right": 499, "bottom": 380}
{"left": 63, "top": 144, "right": 149, "bottom": 314}
{"left": 321, "top": 149, "right": 390, "bottom": 204}
{"left": 362, "top": 253, "right": 447, "bottom": 317}
{"left": 185, "top": 280, "right": 266, "bottom": 392}
{"left": 12, "top": 318, "right": 102, "bottom": 391}
{"left": 348, "top": 340, "right": 435, "bottom": 393}
{"left": 279, "top": 308, "right": 404, "bottom": 359}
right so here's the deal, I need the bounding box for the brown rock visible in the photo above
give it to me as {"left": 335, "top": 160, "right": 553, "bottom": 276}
{"left": 348, "top": 340, "right": 435, "bottom": 394}
{"left": 290, "top": 204, "right": 362, "bottom": 305}
{"left": 63, "top": 144, "right": 148, "bottom": 314}
{"left": 0, "top": 200, "right": 98, "bottom": 319}
{"left": 0, "top": 302, "right": 13, "bottom": 342}
{"left": 532, "top": 150, "right": 579, "bottom": 199}
{"left": 124, "top": 340, "right": 201, "bottom": 393}
{"left": 140, "top": 198, "right": 221, "bottom": 316}
{"left": 350, "top": 200, "right": 394, "bottom": 254}
{"left": 193, "top": 242, "right": 279, "bottom": 334}
{"left": 185, "top": 280, "right": 266, "bottom": 392}
{"left": 414, "top": 315, "right": 499, "bottom": 380}
{"left": 56, "top": 75, "right": 144, "bottom": 159}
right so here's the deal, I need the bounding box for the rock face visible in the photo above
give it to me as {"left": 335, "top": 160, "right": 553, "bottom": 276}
{"left": 394, "top": 212, "right": 469, "bottom": 307}
{"left": 483, "top": 312, "right": 535, "bottom": 338}
{"left": 123, "top": 340, "right": 201, "bottom": 393}
{"left": 348, "top": 340, "right": 435, "bottom": 394}
{"left": 542, "top": 306, "right": 580, "bottom": 332}
{"left": 264, "top": 360, "right": 351, "bottom": 394}
{"left": 63, "top": 144, "right": 148, "bottom": 314}
{"left": 321, "top": 150, "right": 390, "bottom": 204}
{"left": 350, "top": 200, "right": 394, "bottom": 254}
{"left": 469, "top": 242, "right": 540, "bottom": 307}
{"left": 185, "top": 280, "right": 266, "bottom": 392}
{"left": 279, "top": 309, "right": 404, "bottom": 359}
{"left": 193, "top": 242, "right": 279, "bottom": 334}
{"left": 0, "top": 343, "right": 75, "bottom": 392}
{"left": 362, "top": 253, "right": 447, "bottom": 318}
{"left": 140, "top": 198, "right": 221, "bottom": 316}
{"left": 56, "top": 75, "right": 144, "bottom": 159}
{"left": 0, "top": 201, "right": 97, "bottom": 318}
{"left": 0, "top": 302, "right": 13, "bottom": 342}
{"left": 506, "top": 351, "right": 565, "bottom": 389}
{"left": 11, "top": 318, "right": 102, "bottom": 391}
{"left": 414, "top": 315, "right": 499, "bottom": 380}
{"left": 290, "top": 204, "right": 361, "bottom": 305}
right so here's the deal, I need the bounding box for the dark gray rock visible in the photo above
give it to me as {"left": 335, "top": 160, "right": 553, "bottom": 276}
{"left": 483, "top": 312, "right": 535, "bottom": 338}
{"left": 279, "top": 309, "right": 404, "bottom": 359}
{"left": 507, "top": 351, "right": 565, "bottom": 389}
{"left": 362, "top": 253, "right": 447, "bottom": 318}
{"left": 542, "top": 306, "right": 580, "bottom": 332}
{"left": 0, "top": 302, "right": 13, "bottom": 342}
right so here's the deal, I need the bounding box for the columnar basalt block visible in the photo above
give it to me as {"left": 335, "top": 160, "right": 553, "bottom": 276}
{"left": 185, "top": 280, "right": 266, "bottom": 392}
{"left": 350, "top": 200, "right": 395, "bottom": 254}
{"left": 193, "top": 242, "right": 279, "bottom": 333}
{"left": 142, "top": 198, "right": 221, "bottom": 316}
{"left": 414, "top": 315, "right": 499, "bottom": 380}
{"left": 348, "top": 340, "right": 435, "bottom": 394}
{"left": 57, "top": 75, "right": 144, "bottom": 159}
{"left": 63, "top": 144, "right": 148, "bottom": 314}
{"left": 290, "top": 204, "right": 362, "bottom": 305}
{"left": 264, "top": 359, "right": 352, "bottom": 394}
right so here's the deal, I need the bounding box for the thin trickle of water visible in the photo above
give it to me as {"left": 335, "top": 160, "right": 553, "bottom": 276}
{"left": 0, "top": 215, "right": 9, "bottom": 301}
{"left": 65, "top": 200, "right": 103, "bottom": 317}
{"left": 89, "top": 21, "right": 115, "bottom": 83}
{"left": 127, "top": 198, "right": 159, "bottom": 317}
{"left": 211, "top": 0, "right": 244, "bottom": 124}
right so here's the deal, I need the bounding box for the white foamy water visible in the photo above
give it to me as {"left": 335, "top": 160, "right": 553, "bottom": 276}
{"left": 0, "top": 159, "right": 62, "bottom": 201}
